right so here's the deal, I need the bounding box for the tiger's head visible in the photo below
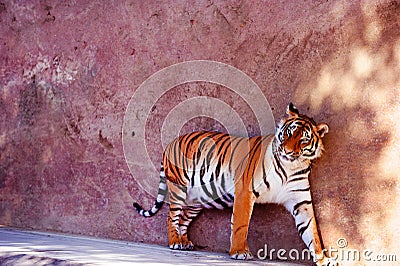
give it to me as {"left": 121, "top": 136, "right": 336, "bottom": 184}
{"left": 275, "top": 103, "right": 329, "bottom": 161}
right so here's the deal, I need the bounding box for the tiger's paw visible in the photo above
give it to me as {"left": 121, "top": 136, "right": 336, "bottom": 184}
{"left": 182, "top": 241, "right": 194, "bottom": 250}
{"left": 316, "top": 256, "right": 338, "bottom": 266}
{"left": 169, "top": 242, "right": 194, "bottom": 250}
{"left": 181, "top": 234, "right": 194, "bottom": 250}
{"left": 168, "top": 234, "right": 184, "bottom": 250}
{"left": 169, "top": 242, "right": 184, "bottom": 250}
{"left": 169, "top": 240, "right": 194, "bottom": 250}
{"left": 230, "top": 251, "right": 254, "bottom": 260}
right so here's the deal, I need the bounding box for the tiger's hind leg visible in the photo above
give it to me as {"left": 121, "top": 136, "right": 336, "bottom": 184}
{"left": 168, "top": 213, "right": 182, "bottom": 250}
{"left": 179, "top": 206, "right": 203, "bottom": 250}
{"left": 167, "top": 181, "right": 189, "bottom": 250}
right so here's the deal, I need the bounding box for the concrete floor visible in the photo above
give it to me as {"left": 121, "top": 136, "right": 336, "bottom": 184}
{"left": 0, "top": 227, "right": 304, "bottom": 266}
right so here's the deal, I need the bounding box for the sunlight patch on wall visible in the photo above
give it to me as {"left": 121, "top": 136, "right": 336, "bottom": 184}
{"left": 395, "top": 39, "right": 400, "bottom": 64}
{"left": 351, "top": 48, "right": 373, "bottom": 79}
{"left": 297, "top": 42, "right": 398, "bottom": 114}
{"left": 361, "top": 1, "right": 383, "bottom": 45}
{"left": 364, "top": 20, "right": 382, "bottom": 44}
{"left": 330, "top": 0, "right": 349, "bottom": 21}
{"left": 335, "top": 72, "right": 359, "bottom": 109}
{"left": 306, "top": 67, "right": 335, "bottom": 111}
{"left": 346, "top": 119, "right": 368, "bottom": 142}
{"left": 358, "top": 174, "right": 399, "bottom": 255}
{"left": 375, "top": 104, "right": 400, "bottom": 180}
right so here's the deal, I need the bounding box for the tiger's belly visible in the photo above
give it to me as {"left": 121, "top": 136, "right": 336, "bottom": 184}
{"left": 186, "top": 172, "right": 235, "bottom": 209}
{"left": 254, "top": 171, "right": 285, "bottom": 204}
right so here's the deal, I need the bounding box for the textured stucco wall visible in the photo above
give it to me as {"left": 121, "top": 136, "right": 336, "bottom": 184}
{"left": 1, "top": 1, "right": 399, "bottom": 265}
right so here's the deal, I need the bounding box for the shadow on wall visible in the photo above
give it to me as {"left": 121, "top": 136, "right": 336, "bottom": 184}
{"left": 293, "top": 0, "right": 400, "bottom": 257}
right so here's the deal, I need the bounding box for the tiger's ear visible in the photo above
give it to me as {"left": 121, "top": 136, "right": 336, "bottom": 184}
{"left": 317, "top": 123, "right": 329, "bottom": 138}
{"left": 287, "top": 102, "right": 299, "bottom": 117}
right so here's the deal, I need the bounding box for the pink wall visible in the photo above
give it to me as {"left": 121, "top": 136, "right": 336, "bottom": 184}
{"left": 1, "top": 1, "right": 399, "bottom": 264}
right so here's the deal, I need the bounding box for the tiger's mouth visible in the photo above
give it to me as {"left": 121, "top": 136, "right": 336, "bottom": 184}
{"left": 278, "top": 146, "right": 302, "bottom": 161}
{"left": 281, "top": 153, "right": 298, "bottom": 161}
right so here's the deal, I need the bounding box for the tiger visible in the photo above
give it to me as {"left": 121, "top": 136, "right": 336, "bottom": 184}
{"left": 133, "top": 103, "right": 337, "bottom": 266}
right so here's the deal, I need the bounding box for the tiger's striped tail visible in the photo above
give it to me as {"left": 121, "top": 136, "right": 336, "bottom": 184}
{"left": 133, "top": 164, "right": 168, "bottom": 217}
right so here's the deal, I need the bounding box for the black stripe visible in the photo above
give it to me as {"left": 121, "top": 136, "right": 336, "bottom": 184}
{"left": 214, "top": 197, "right": 229, "bottom": 209}
{"left": 190, "top": 168, "right": 196, "bottom": 188}
{"left": 221, "top": 192, "right": 234, "bottom": 205}
{"left": 206, "top": 142, "right": 217, "bottom": 171}
{"left": 209, "top": 174, "right": 220, "bottom": 201}
{"left": 155, "top": 200, "right": 164, "bottom": 209}
{"left": 201, "top": 181, "right": 214, "bottom": 201}
{"left": 216, "top": 135, "right": 231, "bottom": 157}
{"left": 200, "top": 162, "right": 206, "bottom": 185}
{"left": 274, "top": 153, "right": 287, "bottom": 181}
{"left": 185, "top": 132, "right": 204, "bottom": 153}
{"left": 291, "top": 165, "right": 312, "bottom": 177}
{"left": 171, "top": 143, "right": 182, "bottom": 183}
{"left": 181, "top": 134, "right": 193, "bottom": 181}
{"left": 182, "top": 185, "right": 187, "bottom": 194}
{"left": 292, "top": 200, "right": 312, "bottom": 216}
{"left": 228, "top": 138, "right": 245, "bottom": 172}
{"left": 171, "top": 217, "right": 180, "bottom": 223}
{"left": 294, "top": 121, "right": 306, "bottom": 126}
{"left": 133, "top": 202, "right": 142, "bottom": 212}
{"left": 273, "top": 159, "right": 285, "bottom": 184}
{"left": 207, "top": 178, "right": 229, "bottom": 209}
{"left": 247, "top": 136, "right": 263, "bottom": 178}
{"left": 182, "top": 160, "right": 190, "bottom": 181}
{"left": 264, "top": 178, "right": 270, "bottom": 190}
{"left": 195, "top": 150, "right": 201, "bottom": 164}
{"left": 290, "top": 187, "right": 310, "bottom": 192}
{"left": 262, "top": 158, "right": 270, "bottom": 189}
{"left": 215, "top": 161, "right": 221, "bottom": 179}
{"left": 217, "top": 135, "right": 233, "bottom": 173}
{"left": 305, "top": 139, "right": 318, "bottom": 157}
{"left": 186, "top": 207, "right": 203, "bottom": 214}
{"left": 170, "top": 190, "right": 186, "bottom": 203}
{"left": 221, "top": 173, "right": 226, "bottom": 191}
{"left": 180, "top": 215, "right": 189, "bottom": 222}
{"left": 169, "top": 207, "right": 182, "bottom": 212}
{"left": 287, "top": 176, "right": 307, "bottom": 184}
{"left": 227, "top": 193, "right": 234, "bottom": 201}
{"left": 296, "top": 220, "right": 305, "bottom": 230}
{"left": 249, "top": 139, "right": 264, "bottom": 197}
{"left": 197, "top": 132, "right": 219, "bottom": 161}
{"left": 200, "top": 196, "right": 216, "bottom": 208}
{"left": 253, "top": 189, "right": 260, "bottom": 197}
{"left": 298, "top": 218, "right": 312, "bottom": 237}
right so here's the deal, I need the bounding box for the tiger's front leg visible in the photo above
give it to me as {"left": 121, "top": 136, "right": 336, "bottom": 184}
{"left": 229, "top": 190, "right": 256, "bottom": 260}
{"left": 285, "top": 198, "right": 338, "bottom": 266}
